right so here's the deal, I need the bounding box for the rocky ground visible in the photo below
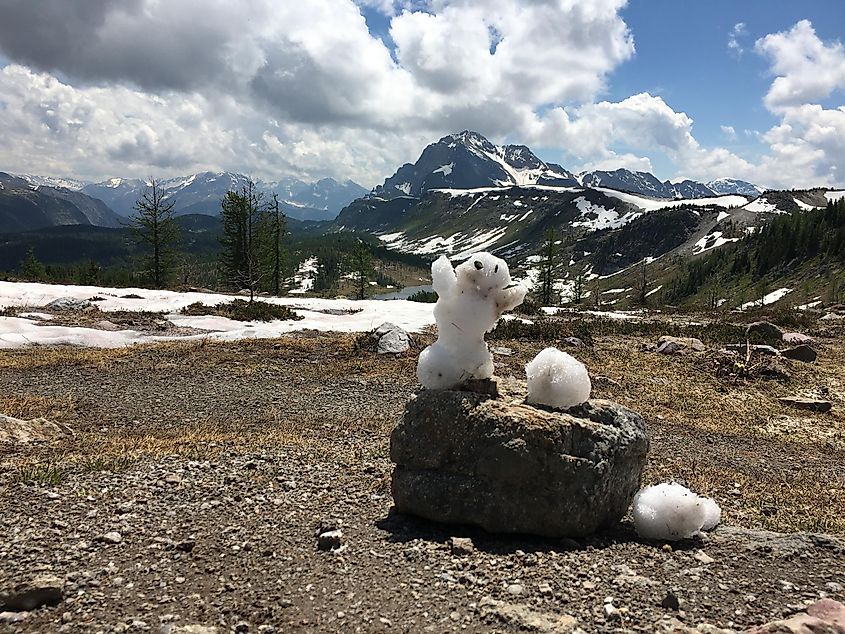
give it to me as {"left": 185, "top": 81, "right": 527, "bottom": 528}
{"left": 1, "top": 327, "right": 844, "bottom": 633}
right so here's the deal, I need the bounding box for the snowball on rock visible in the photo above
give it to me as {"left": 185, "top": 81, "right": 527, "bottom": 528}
{"left": 632, "top": 482, "right": 722, "bottom": 541}
{"left": 417, "top": 253, "right": 527, "bottom": 390}
{"left": 525, "top": 347, "right": 591, "bottom": 409}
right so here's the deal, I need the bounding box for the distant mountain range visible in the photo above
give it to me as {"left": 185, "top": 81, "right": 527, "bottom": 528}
{"left": 334, "top": 130, "right": 843, "bottom": 284}
{"left": 79, "top": 172, "right": 367, "bottom": 221}
{"left": 371, "top": 130, "right": 764, "bottom": 200}
{"left": 0, "top": 172, "right": 123, "bottom": 232}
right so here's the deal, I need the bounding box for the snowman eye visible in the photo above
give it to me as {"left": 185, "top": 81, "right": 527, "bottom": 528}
{"left": 474, "top": 260, "right": 483, "bottom": 270}
{"left": 494, "top": 264, "right": 499, "bottom": 273}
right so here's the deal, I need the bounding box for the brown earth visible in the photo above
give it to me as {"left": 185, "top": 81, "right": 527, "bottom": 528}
{"left": 1, "top": 329, "right": 844, "bottom": 633}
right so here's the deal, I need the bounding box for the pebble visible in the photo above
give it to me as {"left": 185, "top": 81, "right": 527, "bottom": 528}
{"left": 316, "top": 530, "right": 344, "bottom": 552}
{"left": 98, "top": 531, "right": 123, "bottom": 544}
{"left": 449, "top": 537, "right": 475, "bottom": 556}
{"left": 506, "top": 583, "right": 524, "bottom": 595}
{"left": 693, "top": 550, "right": 715, "bottom": 565}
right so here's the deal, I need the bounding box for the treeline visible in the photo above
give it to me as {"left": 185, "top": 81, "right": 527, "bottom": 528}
{"left": 666, "top": 198, "right": 845, "bottom": 302}
{"left": 10, "top": 177, "right": 431, "bottom": 299}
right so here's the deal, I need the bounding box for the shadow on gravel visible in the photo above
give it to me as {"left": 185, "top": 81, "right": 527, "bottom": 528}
{"left": 375, "top": 507, "right": 708, "bottom": 555}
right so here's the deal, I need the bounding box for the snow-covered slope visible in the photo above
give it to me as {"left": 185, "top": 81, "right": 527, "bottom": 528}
{"left": 18, "top": 174, "right": 89, "bottom": 191}
{"left": 706, "top": 178, "right": 765, "bottom": 197}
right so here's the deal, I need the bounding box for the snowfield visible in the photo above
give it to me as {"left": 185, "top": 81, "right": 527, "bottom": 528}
{"left": 0, "top": 282, "right": 437, "bottom": 349}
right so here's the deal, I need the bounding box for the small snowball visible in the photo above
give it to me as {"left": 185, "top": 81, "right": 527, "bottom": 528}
{"left": 525, "top": 347, "right": 591, "bottom": 409}
{"left": 632, "top": 482, "right": 722, "bottom": 541}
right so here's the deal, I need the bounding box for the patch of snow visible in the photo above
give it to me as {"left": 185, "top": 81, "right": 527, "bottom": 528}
{"left": 645, "top": 285, "right": 663, "bottom": 297}
{"left": 743, "top": 197, "right": 780, "bottom": 214}
{"left": 716, "top": 211, "right": 730, "bottom": 222}
{"left": 739, "top": 287, "right": 793, "bottom": 310}
{"left": 432, "top": 162, "right": 454, "bottom": 176}
{"left": 824, "top": 190, "right": 845, "bottom": 202}
{"left": 693, "top": 231, "right": 740, "bottom": 255}
{"left": 395, "top": 182, "right": 412, "bottom": 195}
{"left": 0, "top": 281, "right": 441, "bottom": 349}
{"left": 794, "top": 198, "right": 819, "bottom": 211}
{"left": 571, "top": 196, "right": 631, "bottom": 231}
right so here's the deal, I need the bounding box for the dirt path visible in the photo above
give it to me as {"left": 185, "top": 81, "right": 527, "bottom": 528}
{"left": 1, "top": 335, "right": 843, "bottom": 633}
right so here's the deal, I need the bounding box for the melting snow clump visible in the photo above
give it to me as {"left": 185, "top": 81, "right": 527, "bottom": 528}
{"left": 632, "top": 482, "right": 722, "bottom": 541}
{"left": 417, "top": 253, "right": 527, "bottom": 389}
{"left": 525, "top": 347, "right": 591, "bottom": 409}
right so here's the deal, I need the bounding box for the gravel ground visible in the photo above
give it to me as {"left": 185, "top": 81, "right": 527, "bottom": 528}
{"left": 1, "top": 334, "right": 843, "bottom": 633}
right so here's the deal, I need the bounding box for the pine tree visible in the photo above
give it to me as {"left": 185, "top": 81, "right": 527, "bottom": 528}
{"left": 131, "top": 178, "right": 180, "bottom": 288}
{"left": 350, "top": 241, "right": 373, "bottom": 300}
{"left": 263, "top": 194, "right": 287, "bottom": 296}
{"left": 20, "top": 247, "right": 47, "bottom": 281}
{"left": 219, "top": 180, "right": 265, "bottom": 303}
{"left": 537, "top": 228, "right": 558, "bottom": 306}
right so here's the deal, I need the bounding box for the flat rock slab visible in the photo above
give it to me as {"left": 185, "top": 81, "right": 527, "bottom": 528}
{"left": 0, "top": 575, "right": 63, "bottom": 612}
{"left": 781, "top": 344, "right": 817, "bottom": 363}
{"left": 390, "top": 379, "right": 648, "bottom": 538}
{"left": 657, "top": 335, "right": 706, "bottom": 353}
{"left": 0, "top": 414, "right": 70, "bottom": 443}
{"left": 778, "top": 397, "right": 832, "bottom": 413}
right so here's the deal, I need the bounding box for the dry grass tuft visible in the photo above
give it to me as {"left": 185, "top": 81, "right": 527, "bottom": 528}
{"left": 0, "top": 393, "right": 76, "bottom": 422}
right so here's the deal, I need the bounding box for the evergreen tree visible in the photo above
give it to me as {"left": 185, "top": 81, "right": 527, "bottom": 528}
{"left": 19, "top": 247, "right": 47, "bottom": 281}
{"left": 571, "top": 273, "right": 585, "bottom": 304}
{"left": 350, "top": 241, "right": 373, "bottom": 300}
{"left": 131, "top": 178, "right": 180, "bottom": 288}
{"left": 219, "top": 180, "right": 265, "bottom": 303}
{"left": 537, "top": 228, "right": 558, "bottom": 305}
{"left": 263, "top": 194, "right": 288, "bottom": 296}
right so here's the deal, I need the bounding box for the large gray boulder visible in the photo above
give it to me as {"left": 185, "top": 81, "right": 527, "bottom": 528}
{"left": 390, "top": 379, "right": 648, "bottom": 538}
{"left": 45, "top": 297, "right": 93, "bottom": 311}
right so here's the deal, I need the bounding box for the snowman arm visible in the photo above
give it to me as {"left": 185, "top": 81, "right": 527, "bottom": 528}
{"left": 431, "top": 255, "right": 457, "bottom": 297}
{"left": 496, "top": 283, "right": 528, "bottom": 313}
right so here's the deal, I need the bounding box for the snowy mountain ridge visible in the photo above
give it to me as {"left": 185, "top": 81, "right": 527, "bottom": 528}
{"left": 370, "top": 131, "right": 768, "bottom": 202}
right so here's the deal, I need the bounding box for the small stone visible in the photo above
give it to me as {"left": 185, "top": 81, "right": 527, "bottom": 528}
{"left": 175, "top": 540, "right": 195, "bottom": 553}
{"left": 656, "top": 340, "right": 684, "bottom": 355}
{"left": 538, "top": 583, "right": 553, "bottom": 596}
{"left": 234, "top": 621, "right": 249, "bottom": 632}
{"left": 316, "top": 530, "right": 344, "bottom": 552}
{"left": 0, "top": 612, "right": 28, "bottom": 624}
{"left": 782, "top": 332, "right": 813, "bottom": 345}
{"left": 314, "top": 519, "right": 341, "bottom": 537}
{"left": 746, "top": 321, "right": 783, "bottom": 341}
{"left": 563, "top": 337, "right": 585, "bottom": 348}
{"left": 449, "top": 537, "right": 475, "bottom": 556}
{"left": 490, "top": 346, "right": 514, "bottom": 356}
{"left": 98, "top": 531, "right": 123, "bottom": 544}
{"left": 657, "top": 336, "right": 705, "bottom": 353}
{"left": 693, "top": 550, "right": 715, "bottom": 565}
{"left": 506, "top": 584, "right": 524, "bottom": 595}
{"left": 164, "top": 474, "right": 182, "bottom": 485}
{"left": 782, "top": 345, "right": 818, "bottom": 363}
{"left": 604, "top": 603, "right": 621, "bottom": 620}
{"left": 661, "top": 592, "right": 680, "bottom": 611}
{"left": 662, "top": 544, "right": 673, "bottom": 553}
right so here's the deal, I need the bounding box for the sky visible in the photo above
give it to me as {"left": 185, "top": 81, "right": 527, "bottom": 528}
{"left": 0, "top": 0, "right": 843, "bottom": 189}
